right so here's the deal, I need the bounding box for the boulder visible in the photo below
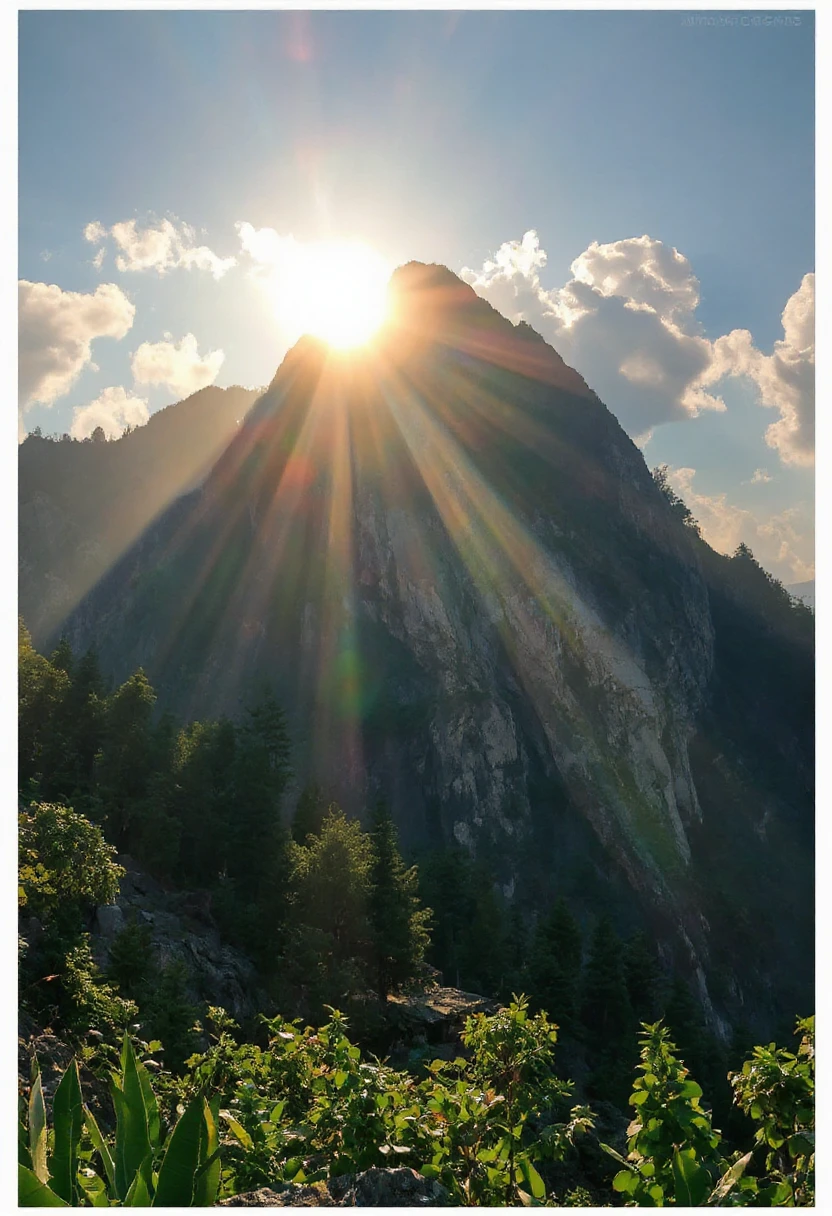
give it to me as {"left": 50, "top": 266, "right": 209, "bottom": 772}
{"left": 94, "top": 904, "right": 125, "bottom": 938}
{"left": 218, "top": 1169, "right": 449, "bottom": 1207}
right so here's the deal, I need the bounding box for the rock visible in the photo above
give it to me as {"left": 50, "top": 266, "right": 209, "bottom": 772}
{"left": 219, "top": 1184, "right": 334, "bottom": 1207}
{"left": 338, "top": 1168, "right": 450, "bottom": 1206}
{"left": 218, "top": 1169, "right": 449, "bottom": 1207}
{"left": 94, "top": 904, "right": 125, "bottom": 938}
{"left": 387, "top": 986, "right": 498, "bottom": 1043}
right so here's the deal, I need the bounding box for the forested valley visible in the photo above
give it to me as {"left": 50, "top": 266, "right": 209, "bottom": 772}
{"left": 19, "top": 621, "right": 814, "bottom": 1206}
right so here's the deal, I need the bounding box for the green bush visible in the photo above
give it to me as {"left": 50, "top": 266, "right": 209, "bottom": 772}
{"left": 19, "top": 1033, "right": 220, "bottom": 1207}
{"left": 19, "top": 802, "right": 123, "bottom": 924}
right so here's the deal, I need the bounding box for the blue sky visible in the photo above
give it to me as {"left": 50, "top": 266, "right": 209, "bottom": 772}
{"left": 18, "top": 9, "right": 815, "bottom": 582}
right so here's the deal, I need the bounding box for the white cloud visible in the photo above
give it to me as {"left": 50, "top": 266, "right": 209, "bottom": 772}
{"left": 666, "top": 466, "right": 813, "bottom": 582}
{"left": 708, "top": 274, "right": 814, "bottom": 467}
{"left": 19, "top": 279, "right": 135, "bottom": 408}
{"left": 70, "top": 385, "right": 150, "bottom": 440}
{"left": 84, "top": 217, "right": 236, "bottom": 279}
{"left": 130, "top": 332, "right": 225, "bottom": 396}
{"left": 746, "top": 468, "right": 773, "bottom": 485}
{"left": 462, "top": 231, "right": 813, "bottom": 462}
{"left": 84, "top": 220, "right": 107, "bottom": 245}
{"left": 462, "top": 231, "right": 722, "bottom": 440}
{"left": 92, "top": 247, "right": 106, "bottom": 271}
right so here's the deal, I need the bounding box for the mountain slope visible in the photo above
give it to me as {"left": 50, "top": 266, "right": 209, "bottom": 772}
{"left": 19, "top": 384, "right": 261, "bottom": 643}
{"left": 55, "top": 264, "right": 813, "bottom": 1036}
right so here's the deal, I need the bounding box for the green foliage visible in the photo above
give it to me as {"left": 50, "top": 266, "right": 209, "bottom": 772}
{"left": 418, "top": 996, "right": 593, "bottom": 1204}
{"left": 652, "top": 465, "right": 701, "bottom": 535}
{"left": 367, "top": 801, "right": 432, "bottom": 1000}
{"left": 19, "top": 1033, "right": 221, "bottom": 1207}
{"left": 61, "top": 940, "right": 139, "bottom": 1037}
{"left": 604, "top": 1019, "right": 815, "bottom": 1207}
{"left": 19, "top": 802, "right": 123, "bottom": 923}
{"left": 176, "top": 997, "right": 591, "bottom": 1204}
{"left": 527, "top": 898, "right": 582, "bottom": 1031}
{"left": 291, "top": 783, "right": 330, "bottom": 843}
{"left": 604, "top": 1021, "right": 725, "bottom": 1206}
{"left": 729, "top": 1016, "right": 814, "bottom": 1205}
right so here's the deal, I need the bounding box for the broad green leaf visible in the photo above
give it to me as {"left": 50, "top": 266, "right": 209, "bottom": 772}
{"left": 77, "top": 1169, "right": 110, "bottom": 1207}
{"left": 152, "top": 1094, "right": 205, "bottom": 1206}
{"left": 135, "top": 1056, "right": 161, "bottom": 1148}
{"left": 112, "top": 1036, "right": 152, "bottom": 1200}
{"left": 517, "top": 1156, "right": 546, "bottom": 1200}
{"left": 678, "top": 1080, "right": 704, "bottom": 1100}
{"left": 28, "top": 1070, "right": 48, "bottom": 1183}
{"left": 18, "top": 1164, "right": 68, "bottom": 1207}
{"left": 613, "top": 1169, "right": 637, "bottom": 1194}
{"left": 711, "top": 1152, "right": 753, "bottom": 1204}
{"left": 194, "top": 1101, "right": 221, "bottom": 1206}
{"left": 219, "top": 1110, "right": 253, "bottom": 1150}
{"left": 672, "top": 1147, "right": 711, "bottom": 1206}
{"left": 84, "top": 1106, "right": 116, "bottom": 1193}
{"left": 124, "top": 1156, "right": 152, "bottom": 1207}
{"left": 19, "top": 1119, "right": 33, "bottom": 1170}
{"left": 48, "top": 1060, "right": 84, "bottom": 1203}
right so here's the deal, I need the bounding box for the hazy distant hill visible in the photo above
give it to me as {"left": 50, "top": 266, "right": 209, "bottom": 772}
{"left": 787, "top": 580, "right": 815, "bottom": 610}
{"left": 55, "top": 263, "right": 813, "bottom": 1037}
{"left": 19, "top": 384, "right": 261, "bottom": 644}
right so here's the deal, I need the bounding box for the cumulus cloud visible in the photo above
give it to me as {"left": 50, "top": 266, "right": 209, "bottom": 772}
{"left": 746, "top": 468, "right": 773, "bottom": 485}
{"left": 130, "top": 332, "right": 225, "bottom": 396}
{"left": 462, "top": 231, "right": 814, "bottom": 462}
{"left": 666, "top": 466, "right": 813, "bottom": 582}
{"left": 84, "top": 220, "right": 107, "bottom": 245}
{"left": 462, "top": 231, "right": 722, "bottom": 439}
{"left": 70, "top": 385, "right": 150, "bottom": 440}
{"left": 708, "top": 274, "right": 814, "bottom": 467}
{"left": 19, "top": 279, "right": 136, "bottom": 408}
{"left": 84, "top": 217, "right": 236, "bottom": 279}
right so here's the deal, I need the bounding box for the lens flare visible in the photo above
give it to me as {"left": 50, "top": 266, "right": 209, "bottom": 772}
{"left": 266, "top": 239, "right": 390, "bottom": 349}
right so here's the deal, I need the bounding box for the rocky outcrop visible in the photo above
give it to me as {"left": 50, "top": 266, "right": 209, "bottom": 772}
{"left": 219, "top": 1169, "right": 450, "bottom": 1207}
{"left": 91, "top": 855, "right": 267, "bottom": 1024}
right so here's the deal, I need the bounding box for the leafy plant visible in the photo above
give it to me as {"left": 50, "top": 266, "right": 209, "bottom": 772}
{"left": 415, "top": 996, "right": 593, "bottom": 1205}
{"left": 18, "top": 1033, "right": 220, "bottom": 1207}
{"left": 729, "top": 1016, "right": 814, "bottom": 1205}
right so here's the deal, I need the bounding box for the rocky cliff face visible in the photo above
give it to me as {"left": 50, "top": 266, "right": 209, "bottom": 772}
{"left": 56, "top": 264, "right": 813, "bottom": 1035}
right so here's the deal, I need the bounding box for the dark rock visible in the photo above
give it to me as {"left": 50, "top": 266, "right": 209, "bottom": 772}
{"left": 339, "top": 1167, "right": 450, "bottom": 1206}
{"left": 95, "top": 904, "right": 125, "bottom": 937}
{"left": 218, "top": 1169, "right": 449, "bottom": 1207}
{"left": 219, "top": 1183, "right": 334, "bottom": 1207}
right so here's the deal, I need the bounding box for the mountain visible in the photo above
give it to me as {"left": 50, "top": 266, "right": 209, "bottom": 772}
{"left": 787, "top": 580, "right": 815, "bottom": 611}
{"left": 19, "top": 384, "right": 261, "bottom": 644}
{"left": 50, "top": 264, "right": 813, "bottom": 1037}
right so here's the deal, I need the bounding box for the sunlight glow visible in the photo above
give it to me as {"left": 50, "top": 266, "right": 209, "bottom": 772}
{"left": 266, "top": 240, "right": 391, "bottom": 349}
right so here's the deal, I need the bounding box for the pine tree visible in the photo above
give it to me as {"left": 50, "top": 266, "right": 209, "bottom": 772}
{"left": 367, "top": 801, "right": 431, "bottom": 1000}
{"left": 528, "top": 898, "right": 582, "bottom": 1031}
{"left": 581, "top": 915, "right": 636, "bottom": 1104}
{"left": 230, "top": 686, "right": 291, "bottom": 890}
{"left": 623, "top": 930, "right": 664, "bottom": 1025}
{"left": 97, "top": 669, "right": 157, "bottom": 849}
{"left": 292, "top": 782, "right": 329, "bottom": 843}
{"left": 18, "top": 619, "right": 70, "bottom": 790}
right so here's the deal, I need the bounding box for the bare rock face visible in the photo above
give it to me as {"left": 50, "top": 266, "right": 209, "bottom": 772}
{"left": 91, "top": 856, "right": 267, "bottom": 1023}
{"left": 58, "top": 263, "right": 813, "bottom": 1036}
{"left": 219, "top": 1168, "right": 450, "bottom": 1207}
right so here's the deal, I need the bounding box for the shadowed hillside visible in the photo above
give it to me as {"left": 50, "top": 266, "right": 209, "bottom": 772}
{"left": 19, "top": 384, "right": 261, "bottom": 643}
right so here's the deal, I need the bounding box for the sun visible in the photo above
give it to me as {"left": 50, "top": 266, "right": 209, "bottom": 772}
{"left": 268, "top": 239, "right": 391, "bottom": 350}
